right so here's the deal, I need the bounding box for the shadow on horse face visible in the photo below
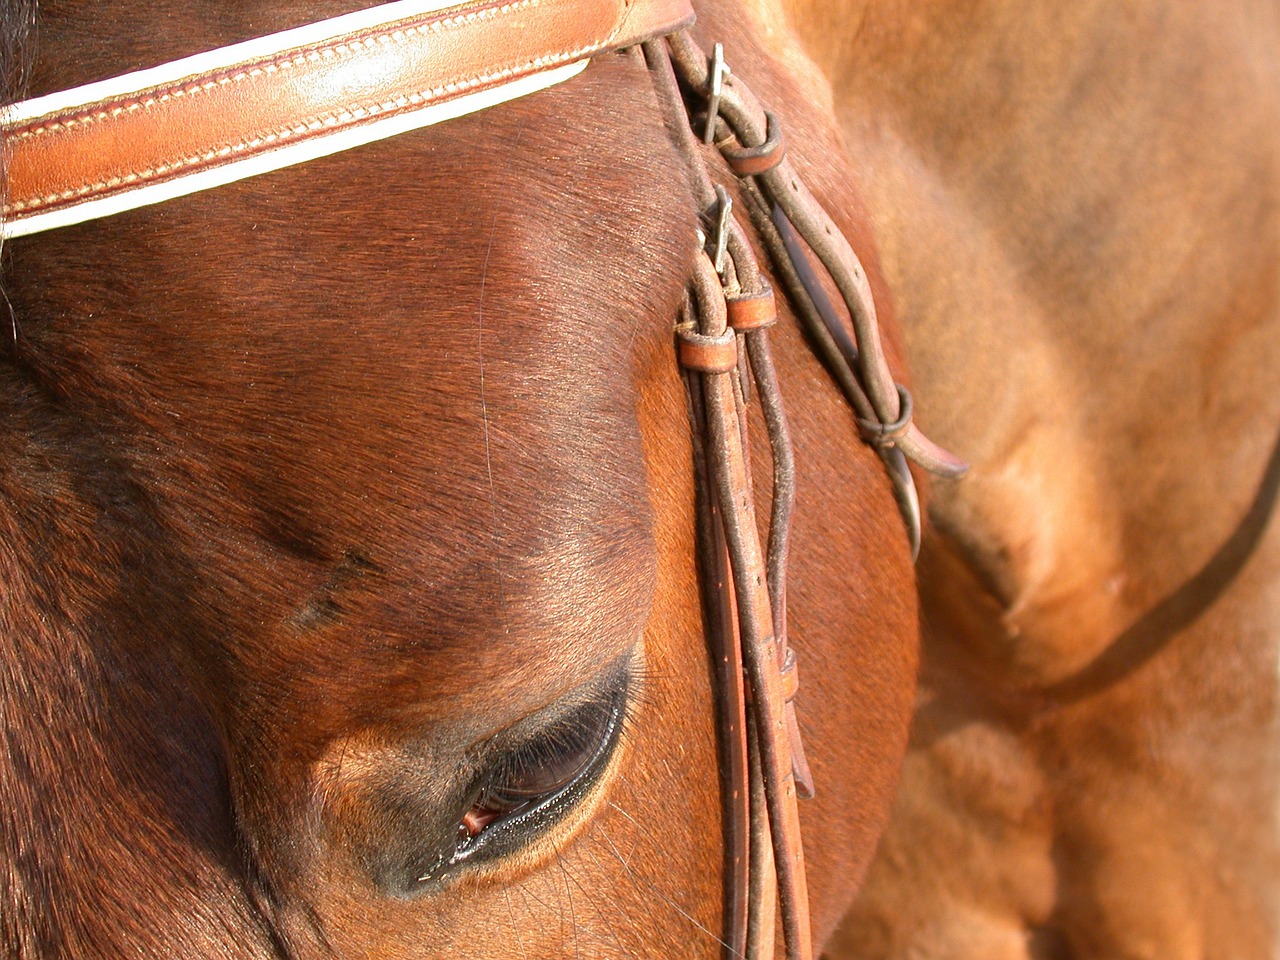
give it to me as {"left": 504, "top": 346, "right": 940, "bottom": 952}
{"left": 1, "top": 3, "right": 920, "bottom": 956}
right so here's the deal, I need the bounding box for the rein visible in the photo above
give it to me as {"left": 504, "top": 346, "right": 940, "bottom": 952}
{"left": 1, "top": 4, "right": 964, "bottom": 957}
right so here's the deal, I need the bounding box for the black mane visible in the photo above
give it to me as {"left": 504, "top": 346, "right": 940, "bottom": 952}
{"left": 1, "top": 0, "right": 35, "bottom": 256}
{"left": 1, "top": 0, "right": 35, "bottom": 107}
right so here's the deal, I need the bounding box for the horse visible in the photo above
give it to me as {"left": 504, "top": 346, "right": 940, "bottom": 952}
{"left": 5, "top": 1, "right": 1279, "bottom": 959}
{"left": 0, "top": 0, "right": 936, "bottom": 956}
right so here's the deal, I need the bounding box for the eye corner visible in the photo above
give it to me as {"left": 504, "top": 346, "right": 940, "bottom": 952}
{"left": 443, "top": 669, "right": 632, "bottom": 868}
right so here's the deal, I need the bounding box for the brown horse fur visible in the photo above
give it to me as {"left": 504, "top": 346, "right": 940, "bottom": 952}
{"left": 0, "top": 1, "right": 921, "bottom": 956}
{"left": 774, "top": 1, "right": 1280, "bottom": 958}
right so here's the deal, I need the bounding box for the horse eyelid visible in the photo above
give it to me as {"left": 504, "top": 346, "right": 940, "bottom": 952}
{"left": 454, "top": 677, "right": 632, "bottom": 848}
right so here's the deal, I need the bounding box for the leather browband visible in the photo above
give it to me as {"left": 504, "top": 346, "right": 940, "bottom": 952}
{"left": 0, "top": 0, "right": 694, "bottom": 238}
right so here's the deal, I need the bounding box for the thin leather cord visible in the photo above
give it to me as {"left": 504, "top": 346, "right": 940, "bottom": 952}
{"left": 694, "top": 249, "right": 813, "bottom": 960}
{"left": 716, "top": 190, "right": 794, "bottom": 664}
{"left": 734, "top": 178, "right": 879, "bottom": 425}
{"left": 681, "top": 310, "right": 753, "bottom": 960}
{"left": 666, "top": 33, "right": 897, "bottom": 416}
{"left": 764, "top": 199, "right": 876, "bottom": 422}
{"left": 646, "top": 42, "right": 764, "bottom": 960}
{"left": 656, "top": 30, "right": 815, "bottom": 951}
{"left": 746, "top": 712, "right": 776, "bottom": 960}
{"left": 644, "top": 42, "right": 800, "bottom": 712}
{"left": 666, "top": 31, "right": 967, "bottom": 482}
{"left": 646, "top": 28, "right": 966, "bottom": 960}
{"left": 743, "top": 330, "right": 813, "bottom": 799}
{"left": 744, "top": 334, "right": 792, "bottom": 650}
{"left": 662, "top": 31, "right": 969, "bottom": 565}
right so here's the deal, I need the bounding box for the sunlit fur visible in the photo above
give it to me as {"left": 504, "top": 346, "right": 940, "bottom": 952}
{"left": 789, "top": 2, "right": 1280, "bottom": 958}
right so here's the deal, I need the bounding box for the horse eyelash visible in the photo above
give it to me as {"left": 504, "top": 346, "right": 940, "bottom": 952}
{"left": 475, "top": 654, "right": 655, "bottom": 805}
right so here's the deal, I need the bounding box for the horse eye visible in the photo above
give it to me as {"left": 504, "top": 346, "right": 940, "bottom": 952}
{"left": 457, "top": 689, "right": 626, "bottom": 844}
{"left": 400, "top": 669, "right": 632, "bottom": 892}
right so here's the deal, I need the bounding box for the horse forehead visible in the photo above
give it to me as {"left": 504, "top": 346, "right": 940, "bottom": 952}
{"left": 16, "top": 46, "right": 693, "bottom": 530}
{"left": 158, "top": 116, "right": 688, "bottom": 725}
{"left": 171, "top": 65, "right": 690, "bottom": 551}
{"left": 2, "top": 26, "right": 694, "bottom": 768}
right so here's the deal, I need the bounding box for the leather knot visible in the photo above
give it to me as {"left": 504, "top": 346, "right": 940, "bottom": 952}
{"left": 721, "top": 112, "right": 786, "bottom": 177}
{"left": 856, "top": 383, "right": 914, "bottom": 449}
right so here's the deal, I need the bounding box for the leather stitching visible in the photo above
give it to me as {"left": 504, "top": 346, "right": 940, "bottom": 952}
{"left": 8, "top": 49, "right": 597, "bottom": 213}
{"left": 7, "top": 2, "right": 615, "bottom": 214}
{"left": 10, "top": 0, "right": 547, "bottom": 141}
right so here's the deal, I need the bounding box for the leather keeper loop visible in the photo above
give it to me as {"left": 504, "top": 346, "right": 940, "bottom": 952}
{"left": 677, "top": 325, "right": 738, "bottom": 372}
{"left": 856, "top": 383, "right": 914, "bottom": 448}
{"left": 780, "top": 648, "right": 800, "bottom": 702}
{"left": 726, "top": 285, "right": 777, "bottom": 331}
{"left": 722, "top": 111, "right": 786, "bottom": 176}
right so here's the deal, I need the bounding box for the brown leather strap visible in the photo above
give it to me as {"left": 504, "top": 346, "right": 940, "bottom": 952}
{"left": 1, "top": 0, "right": 693, "bottom": 236}
{"left": 682, "top": 298, "right": 754, "bottom": 960}
{"left": 695, "top": 248, "right": 813, "bottom": 960}
{"left": 721, "top": 112, "right": 786, "bottom": 176}
{"left": 666, "top": 32, "right": 968, "bottom": 562}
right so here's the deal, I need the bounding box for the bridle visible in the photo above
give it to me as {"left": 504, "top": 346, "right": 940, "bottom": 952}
{"left": 0, "top": 2, "right": 964, "bottom": 957}
{"left": 644, "top": 33, "right": 964, "bottom": 960}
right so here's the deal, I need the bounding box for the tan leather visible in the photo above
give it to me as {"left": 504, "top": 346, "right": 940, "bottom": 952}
{"left": 726, "top": 287, "right": 778, "bottom": 331}
{"left": 677, "top": 325, "right": 739, "bottom": 373}
{"left": 721, "top": 112, "right": 786, "bottom": 176}
{"left": 778, "top": 649, "right": 799, "bottom": 702}
{"left": 2, "top": 0, "right": 693, "bottom": 227}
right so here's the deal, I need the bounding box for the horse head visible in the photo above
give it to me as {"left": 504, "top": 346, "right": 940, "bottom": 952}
{"left": 1, "top": 1, "right": 930, "bottom": 955}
